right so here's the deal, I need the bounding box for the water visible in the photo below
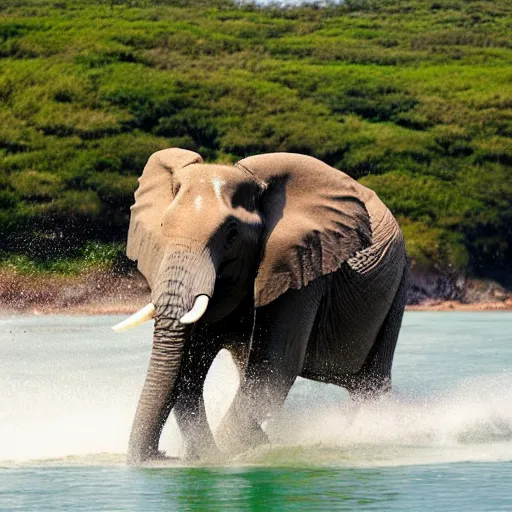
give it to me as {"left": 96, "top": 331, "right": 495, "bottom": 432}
{"left": 1, "top": 312, "right": 512, "bottom": 510}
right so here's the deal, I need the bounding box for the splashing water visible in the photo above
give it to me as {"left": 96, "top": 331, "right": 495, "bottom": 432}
{"left": 1, "top": 314, "right": 512, "bottom": 468}
{"left": 259, "top": 375, "right": 512, "bottom": 467}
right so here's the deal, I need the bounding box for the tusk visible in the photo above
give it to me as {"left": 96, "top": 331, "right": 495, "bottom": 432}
{"left": 180, "top": 295, "right": 209, "bottom": 324}
{"left": 112, "top": 303, "right": 155, "bottom": 332}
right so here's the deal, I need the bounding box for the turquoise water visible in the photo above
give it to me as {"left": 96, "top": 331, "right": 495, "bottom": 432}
{"left": 1, "top": 312, "right": 512, "bottom": 510}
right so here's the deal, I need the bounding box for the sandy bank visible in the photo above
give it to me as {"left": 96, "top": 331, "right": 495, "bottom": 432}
{"left": 0, "top": 269, "right": 510, "bottom": 315}
{"left": 406, "top": 300, "right": 512, "bottom": 312}
{"left": 0, "top": 269, "right": 150, "bottom": 316}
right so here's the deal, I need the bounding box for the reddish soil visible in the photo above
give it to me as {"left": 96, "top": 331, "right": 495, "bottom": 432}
{"left": 0, "top": 270, "right": 510, "bottom": 315}
{"left": 0, "top": 269, "right": 150, "bottom": 315}
{"left": 406, "top": 299, "right": 512, "bottom": 311}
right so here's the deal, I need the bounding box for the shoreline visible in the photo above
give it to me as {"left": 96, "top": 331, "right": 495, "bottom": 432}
{"left": 2, "top": 305, "right": 511, "bottom": 316}
{"left": 2, "top": 302, "right": 511, "bottom": 316}
{"left": 0, "top": 269, "right": 510, "bottom": 316}
{"left": 406, "top": 300, "right": 512, "bottom": 312}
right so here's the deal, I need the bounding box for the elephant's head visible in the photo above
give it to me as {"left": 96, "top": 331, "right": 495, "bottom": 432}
{"left": 116, "top": 149, "right": 372, "bottom": 463}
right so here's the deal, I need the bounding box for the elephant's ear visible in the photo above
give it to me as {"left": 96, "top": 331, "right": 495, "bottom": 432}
{"left": 237, "top": 153, "right": 373, "bottom": 307}
{"left": 127, "top": 148, "right": 203, "bottom": 287}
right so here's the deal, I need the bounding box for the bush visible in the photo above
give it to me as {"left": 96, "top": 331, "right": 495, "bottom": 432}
{"left": 10, "top": 170, "right": 62, "bottom": 201}
{"left": 0, "top": 0, "right": 510, "bottom": 281}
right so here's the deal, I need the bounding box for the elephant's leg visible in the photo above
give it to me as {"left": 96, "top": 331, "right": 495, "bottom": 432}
{"left": 217, "top": 280, "right": 324, "bottom": 454}
{"left": 345, "top": 265, "right": 408, "bottom": 400}
{"left": 173, "top": 336, "right": 221, "bottom": 460}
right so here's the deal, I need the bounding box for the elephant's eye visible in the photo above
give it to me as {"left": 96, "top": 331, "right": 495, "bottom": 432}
{"left": 224, "top": 220, "right": 239, "bottom": 250}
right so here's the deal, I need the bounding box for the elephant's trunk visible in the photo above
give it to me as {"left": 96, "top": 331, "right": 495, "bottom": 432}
{"left": 127, "top": 320, "right": 187, "bottom": 464}
{"left": 127, "top": 247, "right": 216, "bottom": 465}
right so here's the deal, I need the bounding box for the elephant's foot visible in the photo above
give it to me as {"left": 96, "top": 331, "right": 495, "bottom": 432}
{"left": 183, "top": 441, "right": 224, "bottom": 463}
{"left": 216, "top": 409, "right": 270, "bottom": 457}
{"left": 127, "top": 448, "right": 180, "bottom": 467}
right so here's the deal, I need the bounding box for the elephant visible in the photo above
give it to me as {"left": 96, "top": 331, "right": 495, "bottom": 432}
{"left": 113, "top": 148, "right": 408, "bottom": 465}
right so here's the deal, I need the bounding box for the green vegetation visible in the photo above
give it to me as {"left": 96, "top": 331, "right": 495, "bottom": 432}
{"left": 1, "top": 0, "right": 511, "bottom": 283}
{"left": 0, "top": 241, "right": 126, "bottom": 275}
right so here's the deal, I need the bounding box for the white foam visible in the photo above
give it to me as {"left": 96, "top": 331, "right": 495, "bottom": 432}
{"left": 262, "top": 374, "right": 512, "bottom": 466}
{"left": 2, "top": 348, "right": 512, "bottom": 467}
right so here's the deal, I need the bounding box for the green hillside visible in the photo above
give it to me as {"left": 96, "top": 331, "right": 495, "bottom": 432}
{"left": 1, "top": 0, "right": 511, "bottom": 285}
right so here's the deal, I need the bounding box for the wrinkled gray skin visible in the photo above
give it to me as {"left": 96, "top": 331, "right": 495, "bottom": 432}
{"left": 126, "top": 149, "right": 408, "bottom": 465}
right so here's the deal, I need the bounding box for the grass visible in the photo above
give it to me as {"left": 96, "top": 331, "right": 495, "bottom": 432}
{"left": 0, "top": 241, "right": 127, "bottom": 275}
{"left": 0, "top": 0, "right": 510, "bottom": 284}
